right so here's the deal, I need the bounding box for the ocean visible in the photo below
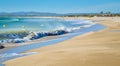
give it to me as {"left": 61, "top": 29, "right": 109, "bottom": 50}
{"left": 0, "top": 17, "right": 94, "bottom": 40}
{"left": 0, "top": 18, "right": 91, "bottom": 32}
{"left": 0, "top": 17, "right": 105, "bottom": 66}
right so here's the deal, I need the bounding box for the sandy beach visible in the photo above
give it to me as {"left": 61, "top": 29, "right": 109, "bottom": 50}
{"left": 4, "top": 17, "right": 120, "bottom": 66}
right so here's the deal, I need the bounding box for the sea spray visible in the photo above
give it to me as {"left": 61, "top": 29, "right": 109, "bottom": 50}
{"left": 0, "top": 25, "right": 95, "bottom": 44}
{"left": 0, "top": 30, "right": 68, "bottom": 44}
{"left": 0, "top": 18, "right": 95, "bottom": 45}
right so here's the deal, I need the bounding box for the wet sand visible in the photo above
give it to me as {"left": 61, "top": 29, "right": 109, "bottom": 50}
{"left": 0, "top": 35, "right": 62, "bottom": 54}
{"left": 4, "top": 17, "right": 120, "bottom": 66}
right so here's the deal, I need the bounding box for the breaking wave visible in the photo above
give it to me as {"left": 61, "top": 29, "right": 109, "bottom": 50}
{"left": 0, "top": 18, "right": 95, "bottom": 44}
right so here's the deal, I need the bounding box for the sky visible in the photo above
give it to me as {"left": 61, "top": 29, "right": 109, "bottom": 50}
{"left": 0, "top": 0, "right": 120, "bottom": 13}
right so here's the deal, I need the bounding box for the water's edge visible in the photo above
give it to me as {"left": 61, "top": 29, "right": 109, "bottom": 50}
{"left": 0, "top": 24, "right": 106, "bottom": 66}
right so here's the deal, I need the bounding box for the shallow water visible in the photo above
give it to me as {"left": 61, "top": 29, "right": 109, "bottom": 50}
{"left": 0, "top": 24, "right": 105, "bottom": 63}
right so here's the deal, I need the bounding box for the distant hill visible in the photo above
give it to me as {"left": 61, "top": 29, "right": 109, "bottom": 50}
{"left": 0, "top": 12, "right": 63, "bottom": 16}
{"left": 0, "top": 12, "right": 98, "bottom": 17}
{"left": 0, "top": 12, "right": 119, "bottom": 17}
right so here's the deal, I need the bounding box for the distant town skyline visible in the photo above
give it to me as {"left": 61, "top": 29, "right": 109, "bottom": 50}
{"left": 0, "top": 0, "right": 120, "bottom": 13}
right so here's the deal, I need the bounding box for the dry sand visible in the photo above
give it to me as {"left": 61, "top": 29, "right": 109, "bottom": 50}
{"left": 4, "top": 17, "right": 120, "bottom": 66}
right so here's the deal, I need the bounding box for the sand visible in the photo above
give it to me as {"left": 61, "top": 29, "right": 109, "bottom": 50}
{"left": 4, "top": 17, "right": 120, "bottom": 66}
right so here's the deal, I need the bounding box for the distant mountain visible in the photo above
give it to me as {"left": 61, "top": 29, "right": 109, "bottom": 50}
{"left": 0, "top": 12, "right": 98, "bottom": 17}
{"left": 0, "top": 12, "right": 63, "bottom": 16}
{"left": 0, "top": 12, "right": 119, "bottom": 17}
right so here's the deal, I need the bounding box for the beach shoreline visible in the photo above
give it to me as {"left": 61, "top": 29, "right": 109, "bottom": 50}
{"left": 0, "top": 17, "right": 96, "bottom": 51}
{"left": 0, "top": 35, "right": 61, "bottom": 53}
{"left": 3, "top": 17, "right": 120, "bottom": 66}
{"left": 0, "top": 17, "right": 102, "bottom": 65}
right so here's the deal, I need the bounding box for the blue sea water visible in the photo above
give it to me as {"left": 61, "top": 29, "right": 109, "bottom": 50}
{"left": 0, "top": 17, "right": 95, "bottom": 40}
{"left": 0, "top": 17, "right": 105, "bottom": 66}
{"left": 0, "top": 18, "right": 89, "bottom": 32}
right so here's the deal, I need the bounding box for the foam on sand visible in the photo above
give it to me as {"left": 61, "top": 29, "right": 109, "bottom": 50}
{"left": 0, "top": 52, "right": 38, "bottom": 62}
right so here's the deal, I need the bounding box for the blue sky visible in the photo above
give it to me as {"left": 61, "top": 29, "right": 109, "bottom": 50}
{"left": 0, "top": 0, "right": 120, "bottom": 13}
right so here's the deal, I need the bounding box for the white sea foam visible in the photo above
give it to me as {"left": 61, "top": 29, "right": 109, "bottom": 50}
{"left": 71, "top": 20, "right": 93, "bottom": 24}
{"left": 0, "top": 52, "right": 38, "bottom": 59}
{"left": 0, "top": 19, "right": 95, "bottom": 44}
{"left": 19, "top": 18, "right": 62, "bottom": 22}
{"left": 64, "top": 19, "right": 84, "bottom": 22}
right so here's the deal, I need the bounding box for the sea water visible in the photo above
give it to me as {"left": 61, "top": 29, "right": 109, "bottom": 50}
{"left": 0, "top": 18, "right": 91, "bottom": 32}
{"left": 0, "top": 17, "right": 94, "bottom": 40}
{"left": 0, "top": 17, "right": 105, "bottom": 66}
